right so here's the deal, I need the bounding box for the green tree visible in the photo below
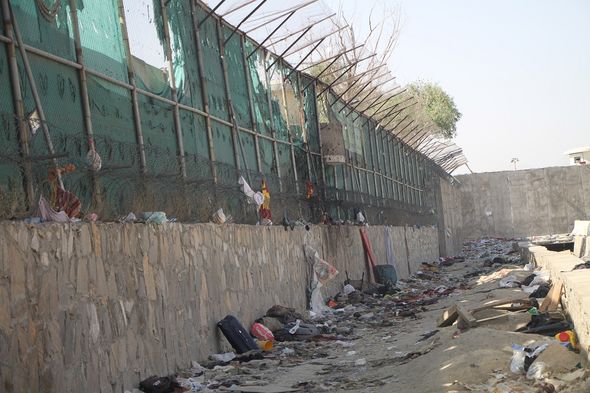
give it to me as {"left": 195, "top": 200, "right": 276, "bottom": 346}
{"left": 408, "top": 81, "right": 461, "bottom": 139}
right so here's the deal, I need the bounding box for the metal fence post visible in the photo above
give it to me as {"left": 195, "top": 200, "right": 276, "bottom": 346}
{"left": 117, "top": 0, "right": 147, "bottom": 175}
{"left": 0, "top": 0, "right": 33, "bottom": 208}
{"left": 265, "top": 54, "right": 283, "bottom": 193}
{"left": 190, "top": 0, "right": 217, "bottom": 183}
{"left": 240, "top": 34, "right": 262, "bottom": 174}
{"left": 68, "top": 0, "right": 101, "bottom": 207}
{"left": 160, "top": 0, "right": 187, "bottom": 179}
{"left": 216, "top": 19, "right": 242, "bottom": 174}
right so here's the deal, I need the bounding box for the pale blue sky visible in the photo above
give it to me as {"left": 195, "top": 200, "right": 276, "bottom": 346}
{"left": 325, "top": 0, "right": 590, "bottom": 173}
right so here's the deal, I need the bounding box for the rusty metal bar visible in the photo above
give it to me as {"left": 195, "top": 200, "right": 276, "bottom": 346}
{"left": 191, "top": 0, "right": 218, "bottom": 182}
{"left": 224, "top": 0, "right": 268, "bottom": 44}
{"left": 161, "top": 0, "right": 187, "bottom": 178}
{"left": 198, "top": 0, "right": 226, "bottom": 27}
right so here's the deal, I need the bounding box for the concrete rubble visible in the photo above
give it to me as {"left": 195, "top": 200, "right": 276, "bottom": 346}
{"left": 131, "top": 238, "right": 590, "bottom": 393}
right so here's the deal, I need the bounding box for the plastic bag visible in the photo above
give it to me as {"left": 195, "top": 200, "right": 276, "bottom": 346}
{"left": 143, "top": 212, "right": 167, "bottom": 224}
{"left": 526, "top": 361, "right": 547, "bottom": 380}
{"left": 510, "top": 343, "right": 548, "bottom": 374}
{"left": 343, "top": 284, "right": 356, "bottom": 295}
{"left": 250, "top": 322, "right": 274, "bottom": 342}
{"left": 313, "top": 258, "right": 339, "bottom": 285}
{"left": 499, "top": 275, "right": 520, "bottom": 288}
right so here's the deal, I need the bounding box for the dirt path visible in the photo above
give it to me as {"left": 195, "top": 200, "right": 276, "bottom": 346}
{"left": 168, "top": 239, "right": 590, "bottom": 393}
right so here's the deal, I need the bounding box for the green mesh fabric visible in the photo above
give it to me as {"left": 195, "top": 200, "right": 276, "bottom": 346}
{"left": 0, "top": 1, "right": 435, "bottom": 219}
{"left": 258, "top": 138, "right": 274, "bottom": 175}
{"left": 197, "top": 8, "right": 228, "bottom": 120}
{"left": 11, "top": 0, "right": 75, "bottom": 60}
{"left": 301, "top": 76, "right": 320, "bottom": 153}
{"left": 166, "top": 0, "right": 203, "bottom": 109}
{"left": 244, "top": 41, "right": 271, "bottom": 137}
{"left": 138, "top": 93, "right": 178, "bottom": 175}
{"left": 0, "top": 41, "right": 25, "bottom": 215}
{"left": 267, "top": 60, "right": 289, "bottom": 142}
{"left": 211, "top": 120, "right": 234, "bottom": 166}
{"left": 77, "top": 0, "right": 128, "bottom": 82}
{"left": 276, "top": 142, "right": 293, "bottom": 187}
{"left": 180, "top": 110, "right": 210, "bottom": 180}
{"left": 284, "top": 72, "right": 304, "bottom": 145}
{"left": 223, "top": 27, "right": 251, "bottom": 129}
{"left": 237, "top": 131, "right": 257, "bottom": 172}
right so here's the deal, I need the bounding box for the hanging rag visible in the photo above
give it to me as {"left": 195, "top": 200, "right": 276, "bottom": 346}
{"left": 259, "top": 180, "right": 272, "bottom": 221}
{"left": 39, "top": 196, "right": 70, "bottom": 223}
{"left": 238, "top": 176, "right": 264, "bottom": 206}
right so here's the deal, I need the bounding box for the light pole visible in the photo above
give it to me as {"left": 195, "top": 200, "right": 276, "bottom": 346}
{"left": 510, "top": 157, "right": 519, "bottom": 171}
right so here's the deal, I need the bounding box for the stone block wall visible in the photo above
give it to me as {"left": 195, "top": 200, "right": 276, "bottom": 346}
{"left": 0, "top": 222, "right": 439, "bottom": 393}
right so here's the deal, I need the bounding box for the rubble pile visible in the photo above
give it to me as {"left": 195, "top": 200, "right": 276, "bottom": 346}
{"left": 129, "top": 238, "right": 590, "bottom": 393}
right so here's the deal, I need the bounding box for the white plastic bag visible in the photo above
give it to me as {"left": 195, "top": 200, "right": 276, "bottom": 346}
{"left": 499, "top": 275, "right": 520, "bottom": 288}
{"left": 343, "top": 284, "right": 356, "bottom": 295}
{"left": 510, "top": 343, "right": 548, "bottom": 374}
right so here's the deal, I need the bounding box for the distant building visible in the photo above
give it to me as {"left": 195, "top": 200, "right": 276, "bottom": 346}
{"left": 565, "top": 146, "right": 590, "bottom": 165}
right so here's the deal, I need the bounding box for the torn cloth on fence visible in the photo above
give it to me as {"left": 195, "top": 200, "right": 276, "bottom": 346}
{"left": 39, "top": 196, "right": 70, "bottom": 223}
{"left": 238, "top": 176, "right": 264, "bottom": 207}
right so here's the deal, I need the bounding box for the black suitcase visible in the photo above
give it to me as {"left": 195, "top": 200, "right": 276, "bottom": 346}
{"left": 217, "top": 315, "right": 258, "bottom": 354}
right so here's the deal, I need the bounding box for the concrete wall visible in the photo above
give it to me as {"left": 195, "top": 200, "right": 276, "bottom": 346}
{"left": 0, "top": 222, "right": 438, "bottom": 393}
{"left": 438, "top": 177, "right": 464, "bottom": 256}
{"left": 457, "top": 165, "right": 590, "bottom": 238}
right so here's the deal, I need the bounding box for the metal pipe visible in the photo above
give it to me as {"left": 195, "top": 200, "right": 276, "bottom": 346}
{"left": 283, "top": 36, "right": 325, "bottom": 81}
{"left": 353, "top": 87, "right": 405, "bottom": 121}
{"left": 191, "top": 0, "right": 218, "bottom": 182}
{"left": 267, "top": 13, "right": 335, "bottom": 47}
{"left": 319, "top": 53, "right": 377, "bottom": 78}
{"left": 8, "top": 1, "right": 63, "bottom": 189}
{"left": 1, "top": 0, "right": 33, "bottom": 207}
{"left": 264, "top": 48, "right": 283, "bottom": 193}
{"left": 216, "top": 19, "right": 242, "bottom": 174}
{"left": 406, "top": 127, "right": 429, "bottom": 146}
{"left": 331, "top": 63, "right": 386, "bottom": 88}
{"left": 373, "top": 96, "right": 413, "bottom": 118}
{"left": 245, "top": 0, "right": 317, "bottom": 33}
{"left": 329, "top": 71, "right": 365, "bottom": 105}
{"left": 299, "top": 44, "right": 362, "bottom": 72}
{"left": 343, "top": 81, "right": 385, "bottom": 117}
{"left": 278, "top": 65, "right": 299, "bottom": 194}
{"left": 220, "top": 0, "right": 257, "bottom": 17}
{"left": 247, "top": 9, "right": 297, "bottom": 58}
{"left": 398, "top": 122, "right": 420, "bottom": 140}
{"left": 266, "top": 24, "right": 314, "bottom": 71}
{"left": 118, "top": 0, "right": 147, "bottom": 174}
{"left": 339, "top": 75, "right": 395, "bottom": 114}
{"left": 284, "top": 24, "right": 348, "bottom": 57}
{"left": 198, "top": 0, "right": 226, "bottom": 27}
{"left": 241, "top": 34, "right": 262, "bottom": 173}
{"left": 69, "top": 0, "right": 101, "bottom": 206}
{"left": 224, "top": 0, "right": 268, "bottom": 44}
{"left": 68, "top": 0, "right": 94, "bottom": 147}
{"left": 301, "top": 45, "right": 365, "bottom": 90}
{"left": 296, "top": 73, "right": 313, "bottom": 187}
{"left": 312, "top": 80, "right": 327, "bottom": 197}
{"left": 160, "top": 0, "right": 187, "bottom": 179}
{"left": 394, "top": 120, "right": 415, "bottom": 138}
{"left": 383, "top": 114, "right": 409, "bottom": 133}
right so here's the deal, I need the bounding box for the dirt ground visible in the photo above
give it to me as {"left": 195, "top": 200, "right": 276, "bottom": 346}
{"left": 156, "top": 239, "right": 590, "bottom": 393}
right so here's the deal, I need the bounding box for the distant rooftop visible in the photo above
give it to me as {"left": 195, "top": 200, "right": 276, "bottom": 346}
{"left": 564, "top": 146, "right": 590, "bottom": 155}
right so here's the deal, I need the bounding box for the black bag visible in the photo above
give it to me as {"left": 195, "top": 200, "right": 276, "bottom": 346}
{"left": 217, "top": 315, "right": 258, "bottom": 354}
{"left": 138, "top": 375, "right": 179, "bottom": 393}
